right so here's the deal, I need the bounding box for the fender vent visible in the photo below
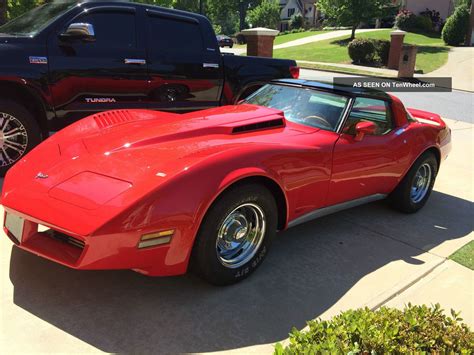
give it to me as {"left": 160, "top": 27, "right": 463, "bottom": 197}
{"left": 232, "top": 118, "right": 285, "bottom": 134}
{"left": 94, "top": 110, "right": 135, "bottom": 129}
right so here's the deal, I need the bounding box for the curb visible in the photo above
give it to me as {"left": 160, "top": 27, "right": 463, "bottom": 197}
{"left": 365, "top": 258, "right": 447, "bottom": 310}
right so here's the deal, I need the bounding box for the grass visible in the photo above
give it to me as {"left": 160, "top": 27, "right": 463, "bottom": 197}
{"left": 274, "top": 29, "right": 450, "bottom": 74}
{"left": 450, "top": 241, "right": 474, "bottom": 270}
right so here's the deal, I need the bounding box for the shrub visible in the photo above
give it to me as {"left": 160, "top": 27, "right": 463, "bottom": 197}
{"left": 395, "top": 9, "right": 417, "bottom": 31}
{"left": 442, "top": 5, "right": 470, "bottom": 46}
{"left": 275, "top": 304, "right": 474, "bottom": 354}
{"left": 373, "top": 39, "right": 391, "bottom": 65}
{"left": 415, "top": 15, "right": 433, "bottom": 32}
{"left": 289, "top": 14, "right": 304, "bottom": 29}
{"left": 420, "top": 8, "right": 442, "bottom": 28}
{"left": 348, "top": 38, "right": 376, "bottom": 64}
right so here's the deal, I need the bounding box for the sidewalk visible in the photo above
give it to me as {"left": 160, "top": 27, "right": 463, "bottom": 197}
{"left": 273, "top": 29, "right": 384, "bottom": 50}
{"left": 421, "top": 47, "right": 474, "bottom": 92}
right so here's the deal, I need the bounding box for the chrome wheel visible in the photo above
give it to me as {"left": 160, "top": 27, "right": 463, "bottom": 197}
{"left": 216, "top": 203, "right": 266, "bottom": 269}
{"left": 0, "top": 112, "right": 28, "bottom": 167}
{"left": 410, "top": 163, "right": 432, "bottom": 203}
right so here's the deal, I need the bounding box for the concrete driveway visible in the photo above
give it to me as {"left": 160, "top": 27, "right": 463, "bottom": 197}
{"left": 0, "top": 77, "right": 472, "bottom": 353}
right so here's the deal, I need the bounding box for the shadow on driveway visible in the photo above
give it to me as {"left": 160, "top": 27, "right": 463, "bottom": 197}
{"left": 8, "top": 191, "right": 472, "bottom": 353}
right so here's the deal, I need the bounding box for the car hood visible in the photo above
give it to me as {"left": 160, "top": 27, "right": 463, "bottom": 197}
{"left": 2, "top": 105, "right": 306, "bottom": 235}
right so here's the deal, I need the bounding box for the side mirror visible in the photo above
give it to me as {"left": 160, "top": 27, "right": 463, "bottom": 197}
{"left": 59, "top": 23, "right": 95, "bottom": 42}
{"left": 354, "top": 121, "right": 377, "bottom": 141}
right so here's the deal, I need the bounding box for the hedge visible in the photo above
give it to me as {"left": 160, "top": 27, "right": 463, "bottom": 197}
{"left": 442, "top": 5, "right": 470, "bottom": 46}
{"left": 275, "top": 304, "right": 473, "bottom": 354}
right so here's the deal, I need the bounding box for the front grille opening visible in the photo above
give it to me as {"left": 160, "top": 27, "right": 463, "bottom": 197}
{"left": 232, "top": 118, "right": 284, "bottom": 134}
{"left": 40, "top": 228, "right": 85, "bottom": 249}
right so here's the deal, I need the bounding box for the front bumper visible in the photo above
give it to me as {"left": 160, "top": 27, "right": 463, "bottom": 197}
{"left": 3, "top": 208, "right": 185, "bottom": 276}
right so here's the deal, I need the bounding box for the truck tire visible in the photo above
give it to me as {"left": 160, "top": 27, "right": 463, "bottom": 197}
{"left": 0, "top": 100, "right": 42, "bottom": 176}
{"left": 191, "top": 183, "right": 277, "bottom": 285}
{"left": 389, "top": 151, "right": 438, "bottom": 213}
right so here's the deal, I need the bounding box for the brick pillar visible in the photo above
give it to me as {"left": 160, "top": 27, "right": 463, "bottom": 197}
{"left": 241, "top": 27, "right": 279, "bottom": 58}
{"left": 388, "top": 30, "right": 406, "bottom": 70}
{"left": 398, "top": 45, "right": 418, "bottom": 78}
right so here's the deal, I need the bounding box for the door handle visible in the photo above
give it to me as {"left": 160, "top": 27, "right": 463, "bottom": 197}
{"left": 124, "top": 58, "right": 146, "bottom": 65}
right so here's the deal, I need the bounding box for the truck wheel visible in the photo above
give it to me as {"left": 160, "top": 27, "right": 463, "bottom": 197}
{"left": 191, "top": 184, "right": 277, "bottom": 285}
{"left": 0, "top": 100, "right": 42, "bottom": 176}
{"left": 389, "top": 151, "right": 438, "bottom": 213}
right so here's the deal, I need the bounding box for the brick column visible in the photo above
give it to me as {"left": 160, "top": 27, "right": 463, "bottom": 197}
{"left": 388, "top": 30, "right": 406, "bottom": 70}
{"left": 241, "top": 27, "right": 279, "bottom": 58}
{"left": 398, "top": 45, "right": 418, "bottom": 78}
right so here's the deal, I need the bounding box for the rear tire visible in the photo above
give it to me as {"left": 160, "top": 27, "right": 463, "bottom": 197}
{"left": 191, "top": 184, "right": 277, "bottom": 285}
{"left": 389, "top": 152, "right": 438, "bottom": 213}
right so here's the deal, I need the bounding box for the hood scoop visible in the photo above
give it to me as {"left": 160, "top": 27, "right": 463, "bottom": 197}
{"left": 232, "top": 118, "right": 285, "bottom": 134}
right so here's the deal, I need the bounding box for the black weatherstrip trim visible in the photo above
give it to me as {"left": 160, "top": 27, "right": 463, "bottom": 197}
{"left": 145, "top": 9, "right": 199, "bottom": 24}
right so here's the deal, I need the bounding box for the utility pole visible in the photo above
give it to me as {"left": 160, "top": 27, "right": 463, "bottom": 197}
{"left": 199, "top": 0, "right": 203, "bottom": 14}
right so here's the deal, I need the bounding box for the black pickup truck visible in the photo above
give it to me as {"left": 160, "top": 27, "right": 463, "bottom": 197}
{"left": 0, "top": 0, "right": 298, "bottom": 173}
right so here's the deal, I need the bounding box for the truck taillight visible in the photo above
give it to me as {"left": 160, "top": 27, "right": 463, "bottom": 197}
{"left": 290, "top": 66, "right": 300, "bottom": 79}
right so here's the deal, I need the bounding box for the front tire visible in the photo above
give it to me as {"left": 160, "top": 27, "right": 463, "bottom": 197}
{"left": 390, "top": 152, "right": 438, "bottom": 213}
{"left": 191, "top": 184, "right": 277, "bottom": 285}
{"left": 0, "top": 100, "right": 42, "bottom": 176}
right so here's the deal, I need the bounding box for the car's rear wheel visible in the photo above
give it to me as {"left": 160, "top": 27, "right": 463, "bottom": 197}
{"left": 0, "top": 100, "right": 42, "bottom": 176}
{"left": 191, "top": 183, "right": 277, "bottom": 285}
{"left": 390, "top": 151, "right": 438, "bottom": 213}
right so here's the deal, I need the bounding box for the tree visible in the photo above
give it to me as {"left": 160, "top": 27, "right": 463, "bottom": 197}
{"left": 247, "top": 0, "right": 280, "bottom": 29}
{"left": 317, "top": 0, "right": 392, "bottom": 40}
{"left": 290, "top": 14, "right": 304, "bottom": 29}
{"left": 0, "top": 0, "right": 7, "bottom": 25}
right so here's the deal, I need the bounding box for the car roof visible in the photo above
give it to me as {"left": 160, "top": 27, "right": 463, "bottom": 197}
{"left": 272, "top": 79, "right": 392, "bottom": 101}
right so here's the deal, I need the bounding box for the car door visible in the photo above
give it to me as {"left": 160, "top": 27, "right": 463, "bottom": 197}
{"left": 47, "top": 5, "right": 148, "bottom": 129}
{"left": 145, "top": 9, "right": 223, "bottom": 112}
{"left": 326, "top": 97, "right": 410, "bottom": 206}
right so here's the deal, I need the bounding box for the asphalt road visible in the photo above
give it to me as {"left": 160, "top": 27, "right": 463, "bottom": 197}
{"left": 300, "top": 69, "right": 474, "bottom": 123}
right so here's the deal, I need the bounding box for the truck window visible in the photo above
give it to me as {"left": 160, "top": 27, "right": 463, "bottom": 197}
{"left": 73, "top": 12, "right": 136, "bottom": 48}
{"left": 148, "top": 16, "right": 202, "bottom": 55}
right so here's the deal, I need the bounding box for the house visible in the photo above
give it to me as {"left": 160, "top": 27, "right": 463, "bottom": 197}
{"left": 395, "top": 0, "right": 455, "bottom": 20}
{"left": 279, "top": 0, "right": 319, "bottom": 31}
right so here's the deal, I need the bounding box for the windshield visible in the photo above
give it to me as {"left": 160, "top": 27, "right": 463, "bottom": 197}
{"left": 0, "top": 1, "right": 77, "bottom": 37}
{"left": 245, "top": 84, "right": 350, "bottom": 131}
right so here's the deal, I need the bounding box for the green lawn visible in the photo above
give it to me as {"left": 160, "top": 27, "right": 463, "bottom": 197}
{"left": 450, "top": 241, "right": 474, "bottom": 270}
{"left": 274, "top": 29, "right": 450, "bottom": 74}
{"left": 274, "top": 30, "right": 326, "bottom": 46}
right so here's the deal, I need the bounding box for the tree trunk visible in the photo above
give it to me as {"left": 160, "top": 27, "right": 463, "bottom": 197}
{"left": 465, "top": 0, "right": 474, "bottom": 46}
{"left": 350, "top": 24, "right": 357, "bottom": 40}
{"left": 0, "top": 0, "right": 7, "bottom": 26}
{"left": 239, "top": 1, "right": 246, "bottom": 31}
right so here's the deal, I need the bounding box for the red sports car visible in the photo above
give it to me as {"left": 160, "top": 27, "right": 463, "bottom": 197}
{"left": 2, "top": 80, "right": 451, "bottom": 285}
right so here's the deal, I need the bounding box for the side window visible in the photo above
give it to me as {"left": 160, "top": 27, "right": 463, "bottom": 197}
{"left": 343, "top": 97, "right": 393, "bottom": 136}
{"left": 73, "top": 12, "right": 136, "bottom": 48}
{"left": 148, "top": 16, "right": 202, "bottom": 57}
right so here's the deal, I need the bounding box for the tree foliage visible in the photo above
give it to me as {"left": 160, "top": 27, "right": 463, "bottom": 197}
{"left": 247, "top": 0, "right": 280, "bottom": 29}
{"left": 317, "top": 0, "right": 393, "bottom": 40}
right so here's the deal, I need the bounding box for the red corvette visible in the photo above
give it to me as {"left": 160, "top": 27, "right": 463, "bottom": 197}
{"left": 2, "top": 80, "right": 451, "bottom": 285}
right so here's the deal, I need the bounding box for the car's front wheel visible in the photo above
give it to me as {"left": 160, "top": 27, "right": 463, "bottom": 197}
{"left": 0, "top": 100, "right": 42, "bottom": 176}
{"left": 390, "top": 151, "right": 438, "bottom": 213}
{"left": 191, "top": 183, "right": 277, "bottom": 285}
